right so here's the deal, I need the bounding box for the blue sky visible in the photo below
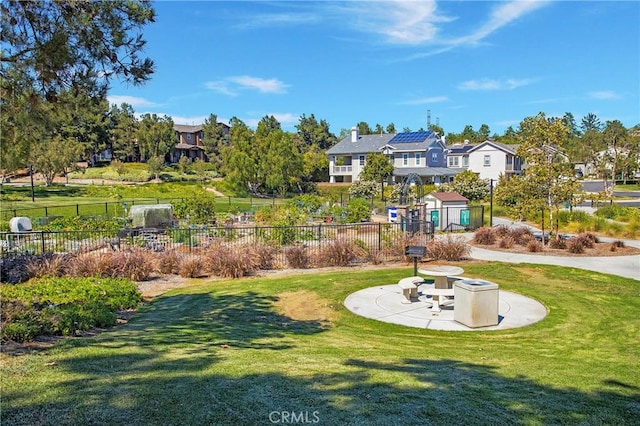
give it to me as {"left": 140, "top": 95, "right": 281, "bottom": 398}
{"left": 107, "top": 1, "right": 640, "bottom": 136}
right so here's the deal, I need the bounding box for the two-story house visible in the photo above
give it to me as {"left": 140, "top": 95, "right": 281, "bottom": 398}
{"left": 446, "top": 141, "right": 474, "bottom": 170}
{"left": 171, "top": 123, "right": 230, "bottom": 163}
{"left": 326, "top": 127, "right": 459, "bottom": 185}
{"left": 467, "top": 140, "right": 522, "bottom": 183}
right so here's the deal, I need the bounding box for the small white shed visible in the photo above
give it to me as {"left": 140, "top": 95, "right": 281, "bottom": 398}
{"left": 423, "top": 192, "right": 470, "bottom": 231}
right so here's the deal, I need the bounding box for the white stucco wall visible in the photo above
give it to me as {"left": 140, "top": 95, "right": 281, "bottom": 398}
{"left": 468, "top": 146, "right": 507, "bottom": 181}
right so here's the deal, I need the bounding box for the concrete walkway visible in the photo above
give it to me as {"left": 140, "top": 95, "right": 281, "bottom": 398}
{"left": 470, "top": 217, "right": 640, "bottom": 281}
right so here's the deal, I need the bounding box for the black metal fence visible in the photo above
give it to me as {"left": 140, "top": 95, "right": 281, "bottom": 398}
{"left": 0, "top": 222, "right": 435, "bottom": 265}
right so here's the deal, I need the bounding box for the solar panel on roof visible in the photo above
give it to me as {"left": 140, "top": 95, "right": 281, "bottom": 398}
{"left": 389, "top": 131, "right": 433, "bottom": 143}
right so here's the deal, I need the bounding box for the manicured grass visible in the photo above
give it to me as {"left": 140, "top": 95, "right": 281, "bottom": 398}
{"left": 1, "top": 262, "right": 638, "bottom": 424}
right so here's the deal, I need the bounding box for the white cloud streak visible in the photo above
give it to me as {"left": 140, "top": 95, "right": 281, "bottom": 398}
{"left": 400, "top": 96, "right": 449, "bottom": 105}
{"left": 205, "top": 76, "right": 289, "bottom": 96}
{"left": 451, "top": 1, "right": 549, "bottom": 46}
{"left": 588, "top": 91, "right": 620, "bottom": 100}
{"left": 458, "top": 78, "right": 535, "bottom": 91}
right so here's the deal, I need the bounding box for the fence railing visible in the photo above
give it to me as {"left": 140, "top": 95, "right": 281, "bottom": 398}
{"left": 0, "top": 222, "right": 434, "bottom": 265}
{"left": 0, "top": 197, "right": 292, "bottom": 221}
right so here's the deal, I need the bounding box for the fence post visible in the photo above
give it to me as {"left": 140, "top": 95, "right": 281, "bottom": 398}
{"left": 40, "top": 231, "right": 45, "bottom": 254}
{"left": 378, "top": 222, "right": 382, "bottom": 251}
{"left": 76, "top": 204, "right": 80, "bottom": 216}
{"left": 188, "top": 227, "right": 192, "bottom": 252}
{"left": 105, "top": 202, "right": 108, "bottom": 216}
{"left": 45, "top": 206, "right": 48, "bottom": 216}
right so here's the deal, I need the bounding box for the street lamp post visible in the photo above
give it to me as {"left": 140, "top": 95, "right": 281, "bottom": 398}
{"left": 29, "top": 165, "right": 35, "bottom": 202}
{"left": 489, "top": 178, "right": 494, "bottom": 227}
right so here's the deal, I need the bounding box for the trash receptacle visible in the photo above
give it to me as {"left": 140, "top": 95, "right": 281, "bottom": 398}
{"left": 454, "top": 279, "right": 499, "bottom": 328}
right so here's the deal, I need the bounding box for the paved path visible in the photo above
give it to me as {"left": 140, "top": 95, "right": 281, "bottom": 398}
{"left": 462, "top": 218, "right": 640, "bottom": 281}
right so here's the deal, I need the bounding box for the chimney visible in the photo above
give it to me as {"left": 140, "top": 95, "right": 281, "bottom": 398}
{"left": 351, "top": 127, "right": 359, "bottom": 143}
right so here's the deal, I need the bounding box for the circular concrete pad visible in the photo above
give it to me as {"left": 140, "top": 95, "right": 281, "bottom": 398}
{"left": 344, "top": 284, "right": 547, "bottom": 331}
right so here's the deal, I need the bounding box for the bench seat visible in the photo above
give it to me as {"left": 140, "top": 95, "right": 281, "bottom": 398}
{"left": 398, "top": 276, "right": 424, "bottom": 302}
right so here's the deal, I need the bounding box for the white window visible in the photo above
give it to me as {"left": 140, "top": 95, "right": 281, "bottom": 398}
{"left": 462, "top": 156, "right": 469, "bottom": 167}
{"left": 415, "top": 153, "right": 421, "bottom": 165}
{"left": 432, "top": 152, "right": 438, "bottom": 162}
{"left": 402, "top": 154, "right": 408, "bottom": 165}
{"left": 448, "top": 156, "right": 459, "bottom": 167}
{"left": 507, "top": 156, "right": 513, "bottom": 165}
{"left": 359, "top": 155, "right": 365, "bottom": 166}
{"left": 484, "top": 155, "right": 491, "bottom": 166}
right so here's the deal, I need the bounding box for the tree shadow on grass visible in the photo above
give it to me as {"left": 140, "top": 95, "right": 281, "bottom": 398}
{"left": 4, "top": 356, "right": 639, "bottom": 425}
{"left": 3, "top": 291, "right": 639, "bottom": 425}
{"left": 113, "top": 290, "right": 332, "bottom": 350}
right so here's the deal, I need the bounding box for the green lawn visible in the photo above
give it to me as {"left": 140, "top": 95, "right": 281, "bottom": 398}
{"left": 2, "top": 262, "right": 638, "bottom": 425}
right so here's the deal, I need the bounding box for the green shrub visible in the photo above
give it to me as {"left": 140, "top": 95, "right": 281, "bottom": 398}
{"left": 172, "top": 188, "right": 217, "bottom": 225}
{"left": 0, "top": 276, "right": 141, "bottom": 342}
{"left": 345, "top": 198, "right": 370, "bottom": 223}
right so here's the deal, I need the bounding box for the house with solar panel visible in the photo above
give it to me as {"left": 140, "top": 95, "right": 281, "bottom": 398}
{"left": 326, "top": 127, "right": 459, "bottom": 185}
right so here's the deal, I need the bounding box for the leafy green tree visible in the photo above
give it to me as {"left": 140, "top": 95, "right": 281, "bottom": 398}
{"left": 146, "top": 155, "right": 164, "bottom": 181}
{"left": 2, "top": 0, "right": 155, "bottom": 95}
{"left": 302, "top": 145, "right": 329, "bottom": 184}
{"left": 136, "top": 113, "right": 175, "bottom": 161}
{"left": 580, "top": 113, "right": 602, "bottom": 134}
{"left": 360, "top": 152, "right": 394, "bottom": 200}
{"left": 221, "top": 117, "right": 260, "bottom": 193}
{"left": 386, "top": 123, "right": 396, "bottom": 134}
{"left": 201, "top": 114, "right": 228, "bottom": 171}
{"left": 54, "top": 81, "right": 110, "bottom": 165}
{"left": 346, "top": 198, "right": 371, "bottom": 223}
{"left": 295, "top": 114, "right": 335, "bottom": 150}
{"left": 477, "top": 124, "right": 491, "bottom": 142}
{"left": 516, "top": 113, "right": 578, "bottom": 238}
{"left": 192, "top": 158, "right": 208, "bottom": 183}
{"left": 31, "top": 135, "right": 82, "bottom": 186}
{"left": 357, "top": 121, "right": 373, "bottom": 135}
{"left": 177, "top": 155, "right": 191, "bottom": 178}
{"left": 108, "top": 103, "right": 138, "bottom": 162}
{"left": 601, "top": 120, "right": 630, "bottom": 194}
{"left": 428, "top": 124, "right": 445, "bottom": 136}
{"left": 263, "top": 130, "right": 303, "bottom": 197}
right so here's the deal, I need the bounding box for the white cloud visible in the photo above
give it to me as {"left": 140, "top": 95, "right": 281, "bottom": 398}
{"left": 206, "top": 76, "right": 289, "bottom": 95}
{"left": 236, "top": 12, "right": 320, "bottom": 30}
{"left": 204, "top": 81, "right": 237, "bottom": 97}
{"left": 400, "top": 96, "right": 449, "bottom": 105}
{"left": 338, "top": 0, "right": 451, "bottom": 45}
{"left": 588, "top": 91, "right": 620, "bottom": 100}
{"left": 228, "top": 76, "right": 289, "bottom": 94}
{"left": 458, "top": 78, "right": 534, "bottom": 91}
{"left": 107, "top": 95, "right": 160, "bottom": 108}
{"left": 452, "top": 1, "right": 549, "bottom": 46}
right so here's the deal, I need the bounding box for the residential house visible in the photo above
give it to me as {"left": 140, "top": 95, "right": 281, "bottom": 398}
{"left": 467, "top": 140, "right": 522, "bottom": 183}
{"left": 446, "top": 140, "right": 474, "bottom": 170}
{"left": 170, "top": 123, "right": 230, "bottom": 163}
{"left": 326, "top": 127, "right": 459, "bottom": 185}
